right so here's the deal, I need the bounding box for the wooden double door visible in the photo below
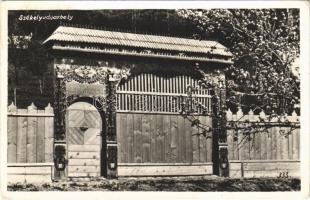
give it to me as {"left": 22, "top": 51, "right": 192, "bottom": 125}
{"left": 67, "top": 102, "right": 104, "bottom": 178}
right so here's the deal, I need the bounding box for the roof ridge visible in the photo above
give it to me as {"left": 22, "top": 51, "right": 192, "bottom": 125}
{"left": 58, "top": 24, "right": 201, "bottom": 41}
{"left": 53, "top": 26, "right": 224, "bottom": 49}
{"left": 43, "top": 25, "right": 233, "bottom": 58}
{"left": 54, "top": 31, "right": 223, "bottom": 49}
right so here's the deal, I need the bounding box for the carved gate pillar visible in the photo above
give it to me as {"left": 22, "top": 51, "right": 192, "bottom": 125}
{"left": 53, "top": 72, "right": 67, "bottom": 180}
{"left": 211, "top": 73, "right": 229, "bottom": 177}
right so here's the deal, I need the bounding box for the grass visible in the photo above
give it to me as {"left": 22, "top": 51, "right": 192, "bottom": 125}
{"left": 7, "top": 176, "right": 300, "bottom": 191}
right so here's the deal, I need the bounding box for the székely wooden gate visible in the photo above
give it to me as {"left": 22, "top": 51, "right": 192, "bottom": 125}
{"left": 43, "top": 25, "right": 233, "bottom": 179}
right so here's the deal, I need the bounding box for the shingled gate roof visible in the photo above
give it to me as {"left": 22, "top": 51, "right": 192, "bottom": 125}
{"left": 44, "top": 26, "right": 233, "bottom": 63}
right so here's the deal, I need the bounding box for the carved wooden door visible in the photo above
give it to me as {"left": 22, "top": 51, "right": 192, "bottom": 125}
{"left": 67, "top": 102, "right": 102, "bottom": 178}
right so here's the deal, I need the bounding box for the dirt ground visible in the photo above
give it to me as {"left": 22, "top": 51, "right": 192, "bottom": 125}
{"left": 7, "top": 176, "right": 300, "bottom": 191}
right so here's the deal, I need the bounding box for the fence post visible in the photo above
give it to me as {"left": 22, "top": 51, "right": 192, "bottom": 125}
{"left": 45, "top": 103, "right": 54, "bottom": 163}
{"left": 27, "top": 103, "right": 37, "bottom": 163}
{"left": 8, "top": 102, "right": 17, "bottom": 114}
{"left": 7, "top": 103, "right": 17, "bottom": 163}
{"left": 259, "top": 110, "right": 266, "bottom": 120}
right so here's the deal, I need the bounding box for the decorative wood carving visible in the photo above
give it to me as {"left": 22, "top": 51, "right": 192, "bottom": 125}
{"left": 55, "top": 64, "right": 108, "bottom": 84}
{"left": 54, "top": 76, "right": 66, "bottom": 141}
{"left": 53, "top": 61, "right": 131, "bottom": 177}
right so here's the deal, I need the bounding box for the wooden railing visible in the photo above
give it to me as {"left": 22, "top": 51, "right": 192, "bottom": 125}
{"left": 116, "top": 73, "right": 212, "bottom": 113}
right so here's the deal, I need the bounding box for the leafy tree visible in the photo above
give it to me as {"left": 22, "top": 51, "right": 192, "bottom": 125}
{"left": 27, "top": 39, "right": 49, "bottom": 94}
{"left": 8, "top": 12, "right": 51, "bottom": 107}
{"left": 178, "top": 9, "right": 300, "bottom": 114}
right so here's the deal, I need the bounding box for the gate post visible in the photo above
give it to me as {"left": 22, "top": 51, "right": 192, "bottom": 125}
{"left": 106, "top": 73, "right": 118, "bottom": 178}
{"left": 53, "top": 71, "right": 68, "bottom": 181}
{"left": 212, "top": 85, "right": 229, "bottom": 177}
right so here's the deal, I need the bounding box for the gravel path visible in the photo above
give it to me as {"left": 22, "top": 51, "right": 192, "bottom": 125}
{"left": 7, "top": 176, "right": 300, "bottom": 191}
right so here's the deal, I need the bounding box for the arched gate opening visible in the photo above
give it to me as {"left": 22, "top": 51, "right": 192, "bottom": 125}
{"left": 66, "top": 99, "right": 107, "bottom": 178}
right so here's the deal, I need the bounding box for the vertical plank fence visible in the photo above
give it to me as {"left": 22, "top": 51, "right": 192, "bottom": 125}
{"left": 226, "top": 107, "right": 300, "bottom": 178}
{"left": 117, "top": 113, "right": 213, "bottom": 176}
{"left": 7, "top": 102, "right": 54, "bottom": 183}
{"left": 7, "top": 102, "right": 54, "bottom": 163}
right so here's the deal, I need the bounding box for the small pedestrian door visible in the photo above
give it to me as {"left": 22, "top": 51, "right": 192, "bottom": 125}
{"left": 67, "top": 102, "right": 102, "bottom": 178}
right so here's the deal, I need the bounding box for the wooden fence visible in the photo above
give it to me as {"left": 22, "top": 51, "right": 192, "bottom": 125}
{"left": 6, "top": 101, "right": 300, "bottom": 178}
{"left": 7, "top": 102, "right": 54, "bottom": 163}
{"left": 226, "top": 108, "right": 300, "bottom": 177}
{"left": 116, "top": 113, "right": 213, "bottom": 176}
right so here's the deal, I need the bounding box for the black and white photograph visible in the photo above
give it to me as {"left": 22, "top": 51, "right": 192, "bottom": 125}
{"left": 0, "top": 1, "right": 309, "bottom": 198}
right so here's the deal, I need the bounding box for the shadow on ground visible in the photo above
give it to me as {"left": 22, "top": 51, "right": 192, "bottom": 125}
{"left": 7, "top": 176, "right": 300, "bottom": 191}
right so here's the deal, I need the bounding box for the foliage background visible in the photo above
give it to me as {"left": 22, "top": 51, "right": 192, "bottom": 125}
{"left": 178, "top": 9, "right": 300, "bottom": 115}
